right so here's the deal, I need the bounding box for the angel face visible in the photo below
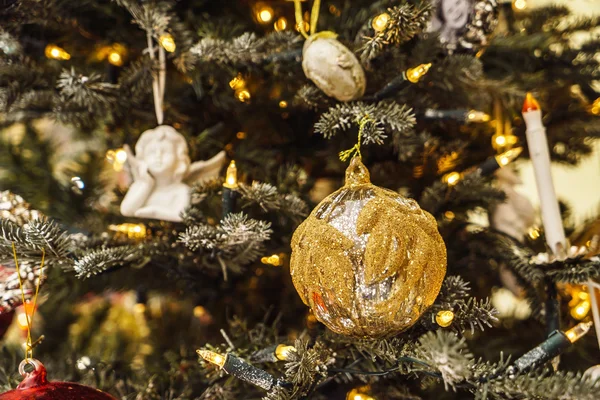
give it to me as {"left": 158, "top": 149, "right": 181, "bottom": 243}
{"left": 135, "top": 125, "right": 191, "bottom": 183}
{"left": 144, "top": 140, "right": 177, "bottom": 177}
{"left": 441, "top": 0, "right": 470, "bottom": 29}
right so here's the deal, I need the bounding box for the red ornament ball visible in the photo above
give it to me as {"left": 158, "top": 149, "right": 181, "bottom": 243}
{"left": 0, "top": 359, "right": 116, "bottom": 400}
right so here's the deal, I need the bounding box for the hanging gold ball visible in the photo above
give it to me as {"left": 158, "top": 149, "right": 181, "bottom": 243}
{"left": 435, "top": 310, "right": 455, "bottom": 327}
{"left": 290, "top": 157, "right": 447, "bottom": 338}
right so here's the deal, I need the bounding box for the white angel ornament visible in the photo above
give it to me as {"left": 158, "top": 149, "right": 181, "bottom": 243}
{"left": 120, "top": 125, "right": 226, "bottom": 222}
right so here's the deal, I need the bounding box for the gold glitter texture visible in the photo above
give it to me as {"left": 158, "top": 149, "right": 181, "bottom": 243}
{"left": 290, "top": 157, "right": 447, "bottom": 338}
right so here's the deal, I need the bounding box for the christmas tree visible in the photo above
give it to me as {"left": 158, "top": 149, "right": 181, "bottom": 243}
{"left": 1, "top": 0, "right": 600, "bottom": 399}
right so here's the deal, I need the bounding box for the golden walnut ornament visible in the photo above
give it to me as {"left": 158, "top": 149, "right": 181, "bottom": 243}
{"left": 290, "top": 158, "right": 447, "bottom": 338}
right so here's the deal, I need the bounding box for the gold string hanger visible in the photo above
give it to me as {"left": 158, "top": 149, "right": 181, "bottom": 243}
{"left": 12, "top": 243, "right": 45, "bottom": 361}
{"left": 338, "top": 115, "right": 376, "bottom": 162}
{"left": 293, "top": 0, "right": 322, "bottom": 39}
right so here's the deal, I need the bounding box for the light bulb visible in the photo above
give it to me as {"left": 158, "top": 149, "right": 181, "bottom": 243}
{"left": 444, "top": 211, "right": 455, "bottom": 221}
{"left": 372, "top": 13, "right": 390, "bottom": 32}
{"left": 256, "top": 5, "right": 274, "bottom": 23}
{"left": 565, "top": 321, "right": 593, "bottom": 343}
{"left": 194, "top": 306, "right": 207, "bottom": 318}
{"left": 108, "top": 51, "right": 123, "bottom": 66}
{"left": 443, "top": 171, "right": 462, "bottom": 186}
{"left": 513, "top": 0, "right": 527, "bottom": 10}
{"left": 229, "top": 75, "right": 246, "bottom": 90}
{"left": 570, "top": 300, "right": 590, "bottom": 320}
{"left": 296, "top": 21, "right": 310, "bottom": 33}
{"left": 236, "top": 89, "right": 251, "bottom": 102}
{"left": 261, "top": 254, "right": 282, "bottom": 266}
{"left": 45, "top": 44, "right": 71, "bottom": 60}
{"left": 115, "top": 148, "right": 128, "bottom": 163}
{"left": 405, "top": 63, "right": 432, "bottom": 83}
{"left": 224, "top": 161, "right": 239, "bottom": 189}
{"left": 436, "top": 310, "right": 455, "bottom": 327}
{"left": 159, "top": 34, "right": 176, "bottom": 52}
{"left": 17, "top": 311, "right": 29, "bottom": 331}
{"left": 528, "top": 227, "right": 541, "bottom": 239}
{"left": 274, "top": 17, "right": 288, "bottom": 31}
{"left": 467, "top": 110, "right": 491, "bottom": 122}
{"left": 133, "top": 303, "right": 146, "bottom": 314}
{"left": 495, "top": 147, "right": 523, "bottom": 167}
{"left": 346, "top": 389, "right": 375, "bottom": 400}
{"left": 275, "top": 344, "right": 296, "bottom": 360}
{"left": 198, "top": 349, "right": 227, "bottom": 368}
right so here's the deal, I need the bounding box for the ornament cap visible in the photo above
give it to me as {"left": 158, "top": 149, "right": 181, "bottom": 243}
{"left": 522, "top": 92, "right": 540, "bottom": 112}
{"left": 345, "top": 157, "right": 371, "bottom": 187}
{"left": 17, "top": 359, "right": 47, "bottom": 389}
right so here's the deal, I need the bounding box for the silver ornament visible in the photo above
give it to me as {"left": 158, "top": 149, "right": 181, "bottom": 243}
{"left": 302, "top": 33, "right": 366, "bottom": 102}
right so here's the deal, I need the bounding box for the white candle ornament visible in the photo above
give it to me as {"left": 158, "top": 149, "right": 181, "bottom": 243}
{"left": 521, "top": 93, "right": 566, "bottom": 253}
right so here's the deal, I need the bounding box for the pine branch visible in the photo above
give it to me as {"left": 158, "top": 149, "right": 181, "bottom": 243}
{"left": 54, "top": 68, "right": 118, "bottom": 127}
{"left": 0, "top": 30, "right": 21, "bottom": 56}
{"left": 189, "top": 31, "right": 300, "bottom": 68}
{"left": 341, "top": 336, "right": 404, "bottom": 364}
{"left": 200, "top": 385, "right": 237, "bottom": 400}
{"left": 239, "top": 182, "right": 279, "bottom": 212}
{"left": 73, "top": 245, "right": 145, "bottom": 278}
{"left": 359, "top": 2, "right": 432, "bottom": 64}
{"left": 180, "top": 213, "right": 272, "bottom": 272}
{"left": 115, "top": 0, "right": 172, "bottom": 35}
{"left": 226, "top": 33, "right": 263, "bottom": 64}
{"left": 0, "top": 219, "right": 29, "bottom": 251}
{"left": 117, "top": 58, "right": 153, "bottom": 101}
{"left": 419, "top": 174, "right": 505, "bottom": 218}
{"left": 544, "top": 256, "right": 600, "bottom": 284}
{"left": 435, "top": 275, "right": 471, "bottom": 308}
{"left": 499, "top": 240, "right": 544, "bottom": 285}
{"left": 189, "top": 37, "right": 229, "bottom": 64}
{"left": 482, "top": 368, "right": 600, "bottom": 400}
{"left": 453, "top": 298, "right": 498, "bottom": 334}
{"left": 262, "top": 386, "right": 291, "bottom": 400}
{"left": 283, "top": 339, "right": 330, "bottom": 397}
{"left": 0, "top": 218, "right": 70, "bottom": 259}
{"left": 294, "top": 85, "right": 332, "bottom": 110}
{"left": 56, "top": 69, "right": 117, "bottom": 111}
{"left": 314, "top": 101, "right": 415, "bottom": 145}
{"left": 22, "top": 219, "right": 71, "bottom": 258}
{"left": 238, "top": 182, "right": 309, "bottom": 220}
{"left": 178, "top": 224, "right": 217, "bottom": 252}
{"left": 411, "top": 331, "right": 474, "bottom": 390}
{"left": 190, "top": 178, "right": 224, "bottom": 205}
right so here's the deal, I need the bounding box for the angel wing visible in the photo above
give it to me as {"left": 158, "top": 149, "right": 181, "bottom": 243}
{"left": 184, "top": 150, "right": 227, "bottom": 185}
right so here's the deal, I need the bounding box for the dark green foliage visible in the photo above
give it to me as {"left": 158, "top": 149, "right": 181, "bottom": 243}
{"left": 0, "top": 0, "right": 599, "bottom": 399}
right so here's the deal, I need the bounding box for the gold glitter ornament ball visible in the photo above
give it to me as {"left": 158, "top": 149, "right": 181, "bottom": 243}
{"left": 290, "top": 157, "right": 447, "bottom": 338}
